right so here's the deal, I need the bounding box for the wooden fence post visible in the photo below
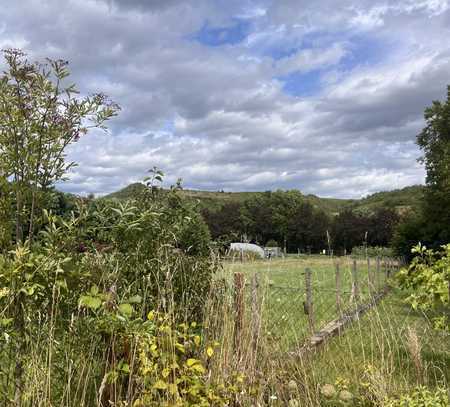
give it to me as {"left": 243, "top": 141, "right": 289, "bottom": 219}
{"left": 335, "top": 263, "right": 342, "bottom": 315}
{"left": 233, "top": 273, "right": 245, "bottom": 359}
{"left": 305, "top": 268, "right": 315, "bottom": 334}
{"left": 367, "top": 257, "right": 373, "bottom": 296}
{"left": 250, "top": 273, "right": 261, "bottom": 357}
{"left": 376, "top": 257, "right": 381, "bottom": 291}
{"left": 351, "top": 260, "right": 359, "bottom": 303}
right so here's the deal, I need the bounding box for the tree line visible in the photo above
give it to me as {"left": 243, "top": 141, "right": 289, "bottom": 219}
{"left": 201, "top": 190, "right": 400, "bottom": 254}
{"left": 201, "top": 86, "right": 450, "bottom": 259}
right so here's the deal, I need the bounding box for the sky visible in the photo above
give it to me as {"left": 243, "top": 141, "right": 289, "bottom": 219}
{"left": 1, "top": 0, "right": 450, "bottom": 198}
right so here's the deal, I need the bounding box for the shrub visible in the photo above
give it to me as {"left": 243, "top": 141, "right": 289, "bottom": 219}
{"left": 384, "top": 386, "right": 449, "bottom": 406}
{"left": 397, "top": 243, "right": 450, "bottom": 330}
{"left": 392, "top": 214, "right": 426, "bottom": 261}
{"left": 351, "top": 245, "right": 393, "bottom": 258}
{"left": 265, "top": 239, "right": 279, "bottom": 247}
{"left": 178, "top": 211, "right": 211, "bottom": 257}
{"left": 76, "top": 297, "right": 245, "bottom": 406}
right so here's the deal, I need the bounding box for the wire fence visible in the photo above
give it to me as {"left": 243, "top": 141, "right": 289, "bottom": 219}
{"left": 233, "top": 257, "right": 401, "bottom": 351}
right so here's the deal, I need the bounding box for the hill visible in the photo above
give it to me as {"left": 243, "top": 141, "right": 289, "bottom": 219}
{"left": 350, "top": 185, "right": 425, "bottom": 215}
{"left": 104, "top": 183, "right": 424, "bottom": 216}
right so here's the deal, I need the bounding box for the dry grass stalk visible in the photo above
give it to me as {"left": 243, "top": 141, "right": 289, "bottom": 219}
{"left": 405, "top": 326, "right": 424, "bottom": 384}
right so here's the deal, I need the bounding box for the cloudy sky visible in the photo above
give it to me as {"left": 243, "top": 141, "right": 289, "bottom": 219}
{"left": 2, "top": 0, "right": 449, "bottom": 198}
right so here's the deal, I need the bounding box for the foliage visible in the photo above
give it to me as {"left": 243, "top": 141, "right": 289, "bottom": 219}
{"left": 332, "top": 208, "right": 400, "bottom": 254}
{"left": 392, "top": 86, "right": 450, "bottom": 259}
{"left": 417, "top": 85, "right": 450, "bottom": 246}
{"left": 319, "top": 380, "right": 449, "bottom": 406}
{"left": 384, "top": 386, "right": 449, "bottom": 406}
{"left": 72, "top": 196, "right": 214, "bottom": 320}
{"left": 108, "top": 183, "right": 425, "bottom": 217}
{"left": 0, "top": 57, "right": 215, "bottom": 402}
{"left": 206, "top": 190, "right": 332, "bottom": 253}
{"left": 0, "top": 195, "right": 219, "bottom": 403}
{"left": 200, "top": 192, "right": 403, "bottom": 254}
{"left": 119, "top": 313, "right": 243, "bottom": 406}
{"left": 76, "top": 286, "right": 245, "bottom": 407}
{"left": 352, "top": 185, "right": 425, "bottom": 214}
{"left": 201, "top": 202, "right": 243, "bottom": 240}
{"left": 177, "top": 211, "right": 211, "bottom": 257}
{"left": 110, "top": 184, "right": 418, "bottom": 255}
{"left": 392, "top": 213, "right": 427, "bottom": 261}
{"left": 351, "top": 245, "right": 393, "bottom": 258}
{"left": 265, "top": 239, "right": 279, "bottom": 247}
{"left": 397, "top": 244, "right": 450, "bottom": 330}
{"left": 0, "top": 49, "right": 119, "bottom": 245}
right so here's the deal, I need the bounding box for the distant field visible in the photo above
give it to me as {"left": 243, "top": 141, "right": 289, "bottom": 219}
{"left": 222, "top": 256, "right": 391, "bottom": 349}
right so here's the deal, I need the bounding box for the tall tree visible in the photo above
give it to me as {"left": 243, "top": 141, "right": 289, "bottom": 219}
{"left": 0, "top": 49, "right": 119, "bottom": 403}
{"left": 0, "top": 49, "right": 120, "bottom": 243}
{"left": 201, "top": 202, "right": 244, "bottom": 239}
{"left": 417, "top": 85, "right": 450, "bottom": 245}
{"left": 369, "top": 207, "right": 400, "bottom": 247}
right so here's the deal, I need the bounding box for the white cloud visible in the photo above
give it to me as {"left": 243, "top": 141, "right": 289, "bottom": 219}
{"left": 275, "top": 43, "right": 348, "bottom": 75}
{"left": 2, "top": 0, "right": 448, "bottom": 198}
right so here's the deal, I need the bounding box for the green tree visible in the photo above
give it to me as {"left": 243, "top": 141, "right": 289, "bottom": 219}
{"left": 417, "top": 85, "right": 450, "bottom": 245}
{"left": 0, "top": 49, "right": 119, "bottom": 403}
{"left": 0, "top": 49, "right": 119, "bottom": 244}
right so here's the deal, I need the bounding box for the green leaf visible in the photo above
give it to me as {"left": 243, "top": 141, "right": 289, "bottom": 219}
{"left": 79, "top": 295, "right": 102, "bottom": 310}
{"left": 186, "top": 358, "right": 198, "bottom": 367}
{"left": 0, "top": 318, "right": 13, "bottom": 327}
{"left": 153, "top": 380, "right": 167, "bottom": 390}
{"left": 118, "top": 303, "right": 133, "bottom": 317}
{"left": 127, "top": 295, "right": 142, "bottom": 304}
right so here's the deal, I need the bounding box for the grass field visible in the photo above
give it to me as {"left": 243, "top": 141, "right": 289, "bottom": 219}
{"left": 223, "top": 255, "right": 392, "bottom": 349}
{"left": 218, "top": 256, "right": 450, "bottom": 402}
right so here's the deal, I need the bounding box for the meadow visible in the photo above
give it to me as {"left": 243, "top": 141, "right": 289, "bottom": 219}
{"left": 214, "top": 256, "right": 450, "bottom": 404}
{"left": 223, "top": 255, "right": 392, "bottom": 348}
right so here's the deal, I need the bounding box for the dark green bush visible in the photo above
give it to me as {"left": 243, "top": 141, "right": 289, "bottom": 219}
{"left": 392, "top": 213, "right": 426, "bottom": 261}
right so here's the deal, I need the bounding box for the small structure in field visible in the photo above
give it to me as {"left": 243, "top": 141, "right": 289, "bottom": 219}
{"left": 264, "top": 247, "right": 283, "bottom": 258}
{"left": 229, "top": 242, "right": 265, "bottom": 259}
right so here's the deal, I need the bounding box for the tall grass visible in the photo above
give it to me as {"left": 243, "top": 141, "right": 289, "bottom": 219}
{"left": 0, "top": 255, "right": 448, "bottom": 406}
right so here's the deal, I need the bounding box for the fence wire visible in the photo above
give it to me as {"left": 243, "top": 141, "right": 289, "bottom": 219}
{"left": 237, "top": 257, "right": 399, "bottom": 351}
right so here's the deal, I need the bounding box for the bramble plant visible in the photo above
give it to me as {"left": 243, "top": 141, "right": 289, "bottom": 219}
{"left": 397, "top": 243, "right": 450, "bottom": 330}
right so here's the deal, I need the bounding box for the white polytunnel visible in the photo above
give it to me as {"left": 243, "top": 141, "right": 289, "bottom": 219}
{"left": 229, "top": 242, "right": 265, "bottom": 258}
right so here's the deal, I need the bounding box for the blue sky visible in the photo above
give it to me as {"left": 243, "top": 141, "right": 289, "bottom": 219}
{"left": 1, "top": 0, "right": 450, "bottom": 197}
{"left": 194, "top": 18, "right": 252, "bottom": 46}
